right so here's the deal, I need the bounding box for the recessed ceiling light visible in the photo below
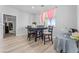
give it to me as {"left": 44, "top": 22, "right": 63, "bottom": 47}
{"left": 32, "top": 6, "right": 35, "bottom": 9}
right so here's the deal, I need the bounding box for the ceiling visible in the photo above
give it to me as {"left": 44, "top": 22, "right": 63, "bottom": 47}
{"left": 8, "top": 5, "right": 57, "bottom": 14}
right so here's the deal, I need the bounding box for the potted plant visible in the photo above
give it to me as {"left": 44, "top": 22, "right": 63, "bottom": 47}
{"left": 32, "top": 22, "right": 37, "bottom": 27}
{"left": 32, "top": 22, "right": 36, "bottom": 25}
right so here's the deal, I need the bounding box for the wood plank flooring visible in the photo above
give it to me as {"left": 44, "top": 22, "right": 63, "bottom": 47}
{"left": 0, "top": 35, "right": 56, "bottom": 53}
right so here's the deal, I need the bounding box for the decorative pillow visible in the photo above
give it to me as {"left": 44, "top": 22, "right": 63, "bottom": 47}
{"left": 71, "top": 32, "right": 79, "bottom": 40}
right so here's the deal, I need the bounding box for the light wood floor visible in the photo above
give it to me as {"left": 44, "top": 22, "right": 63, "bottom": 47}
{"left": 0, "top": 35, "right": 56, "bottom": 53}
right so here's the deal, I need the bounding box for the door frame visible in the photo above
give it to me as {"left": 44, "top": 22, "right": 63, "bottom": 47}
{"left": 3, "top": 14, "right": 16, "bottom": 38}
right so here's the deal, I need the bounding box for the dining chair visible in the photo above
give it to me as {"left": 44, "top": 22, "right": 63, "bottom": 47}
{"left": 34, "top": 26, "right": 45, "bottom": 42}
{"left": 43, "top": 26, "right": 53, "bottom": 45}
{"left": 26, "top": 26, "right": 36, "bottom": 41}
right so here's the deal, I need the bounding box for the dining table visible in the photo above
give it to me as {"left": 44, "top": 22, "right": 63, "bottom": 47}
{"left": 26, "top": 26, "right": 47, "bottom": 42}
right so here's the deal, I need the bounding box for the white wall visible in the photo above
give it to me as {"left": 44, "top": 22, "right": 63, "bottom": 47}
{"left": 53, "top": 6, "right": 77, "bottom": 35}
{"left": 77, "top": 6, "right": 79, "bottom": 31}
{"left": 16, "top": 11, "right": 31, "bottom": 36}
{"left": 28, "top": 14, "right": 37, "bottom": 25}
{"left": 55, "top": 5, "right": 77, "bottom": 32}
{"left": 33, "top": 14, "right": 40, "bottom": 25}
{"left": 0, "top": 5, "right": 32, "bottom": 38}
{"left": 0, "top": 13, "right": 3, "bottom": 39}
{"left": 28, "top": 13, "right": 41, "bottom": 26}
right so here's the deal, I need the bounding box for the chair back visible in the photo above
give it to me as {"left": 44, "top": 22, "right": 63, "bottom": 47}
{"left": 26, "top": 26, "right": 35, "bottom": 33}
{"left": 48, "top": 26, "right": 53, "bottom": 33}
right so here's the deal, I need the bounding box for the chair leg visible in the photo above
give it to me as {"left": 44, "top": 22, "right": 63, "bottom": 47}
{"left": 51, "top": 35, "right": 53, "bottom": 44}
{"left": 48, "top": 35, "right": 50, "bottom": 41}
{"left": 28, "top": 34, "right": 31, "bottom": 41}
{"left": 35, "top": 32, "right": 37, "bottom": 42}
{"left": 41, "top": 37, "right": 43, "bottom": 41}
{"left": 44, "top": 36, "right": 45, "bottom": 45}
{"left": 27, "top": 33, "right": 29, "bottom": 40}
{"left": 27, "top": 34, "right": 29, "bottom": 39}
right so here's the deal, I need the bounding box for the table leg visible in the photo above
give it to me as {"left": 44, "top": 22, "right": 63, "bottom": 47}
{"left": 35, "top": 31, "right": 37, "bottom": 42}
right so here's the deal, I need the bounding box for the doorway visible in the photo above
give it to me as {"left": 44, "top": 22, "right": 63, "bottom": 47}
{"left": 3, "top": 14, "right": 16, "bottom": 38}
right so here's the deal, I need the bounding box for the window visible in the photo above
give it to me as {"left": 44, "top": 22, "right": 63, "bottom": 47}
{"left": 48, "top": 18, "right": 55, "bottom": 26}
{"left": 40, "top": 7, "right": 57, "bottom": 26}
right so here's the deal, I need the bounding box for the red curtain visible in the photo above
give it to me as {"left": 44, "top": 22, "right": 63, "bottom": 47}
{"left": 40, "top": 7, "right": 57, "bottom": 23}
{"left": 40, "top": 12, "right": 46, "bottom": 23}
{"left": 47, "top": 9, "right": 54, "bottom": 20}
